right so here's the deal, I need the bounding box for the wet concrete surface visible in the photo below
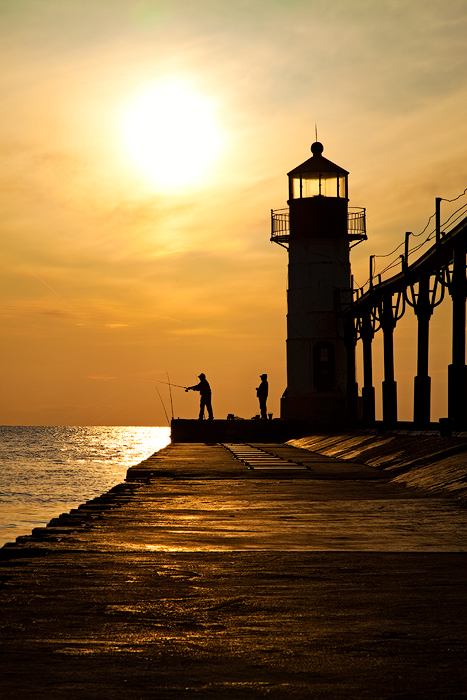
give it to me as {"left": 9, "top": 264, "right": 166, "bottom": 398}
{"left": 1, "top": 442, "right": 467, "bottom": 698}
{"left": 289, "top": 432, "right": 467, "bottom": 501}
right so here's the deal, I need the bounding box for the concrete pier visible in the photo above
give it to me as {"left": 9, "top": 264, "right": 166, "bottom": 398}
{"left": 1, "top": 440, "right": 467, "bottom": 698}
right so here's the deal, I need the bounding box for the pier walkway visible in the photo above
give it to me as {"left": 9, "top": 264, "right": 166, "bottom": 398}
{"left": 1, "top": 441, "right": 467, "bottom": 699}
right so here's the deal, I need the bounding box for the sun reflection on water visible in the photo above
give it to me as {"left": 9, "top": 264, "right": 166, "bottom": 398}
{"left": 0, "top": 425, "right": 171, "bottom": 546}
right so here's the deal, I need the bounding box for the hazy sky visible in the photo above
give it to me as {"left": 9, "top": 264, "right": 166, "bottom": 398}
{"left": 2, "top": 0, "right": 467, "bottom": 425}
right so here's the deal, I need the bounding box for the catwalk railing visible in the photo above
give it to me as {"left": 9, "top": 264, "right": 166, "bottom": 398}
{"left": 271, "top": 207, "right": 367, "bottom": 246}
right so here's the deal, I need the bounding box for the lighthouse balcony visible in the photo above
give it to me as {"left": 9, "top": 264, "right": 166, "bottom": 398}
{"left": 271, "top": 206, "right": 367, "bottom": 245}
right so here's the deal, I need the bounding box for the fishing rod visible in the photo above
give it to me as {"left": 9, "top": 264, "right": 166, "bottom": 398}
{"left": 150, "top": 378, "right": 188, "bottom": 390}
{"left": 154, "top": 384, "right": 170, "bottom": 424}
{"left": 166, "top": 371, "right": 174, "bottom": 420}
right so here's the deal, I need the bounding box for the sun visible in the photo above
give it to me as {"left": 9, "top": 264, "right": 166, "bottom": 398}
{"left": 120, "top": 79, "right": 224, "bottom": 190}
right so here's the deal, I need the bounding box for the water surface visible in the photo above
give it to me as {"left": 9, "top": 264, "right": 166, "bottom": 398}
{"left": 0, "top": 426, "right": 170, "bottom": 546}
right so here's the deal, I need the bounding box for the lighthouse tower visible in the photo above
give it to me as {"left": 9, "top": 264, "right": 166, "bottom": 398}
{"left": 271, "top": 141, "right": 365, "bottom": 426}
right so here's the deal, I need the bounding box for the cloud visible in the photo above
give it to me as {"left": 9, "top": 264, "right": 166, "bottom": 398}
{"left": 86, "top": 375, "right": 118, "bottom": 380}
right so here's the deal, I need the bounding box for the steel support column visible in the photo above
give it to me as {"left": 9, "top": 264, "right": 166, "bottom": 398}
{"left": 344, "top": 317, "right": 358, "bottom": 423}
{"left": 361, "top": 312, "right": 375, "bottom": 425}
{"left": 448, "top": 249, "right": 467, "bottom": 429}
{"left": 413, "top": 275, "right": 432, "bottom": 426}
{"left": 381, "top": 293, "right": 397, "bottom": 426}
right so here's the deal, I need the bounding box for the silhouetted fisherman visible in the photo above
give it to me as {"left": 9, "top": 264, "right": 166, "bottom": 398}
{"left": 186, "top": 373, "right": 213, "bottom": 420}
{"left": 256, "top": 374, "right": 268, "bottom": 419}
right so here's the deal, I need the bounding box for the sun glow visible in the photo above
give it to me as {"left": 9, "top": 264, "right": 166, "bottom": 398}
{"left": 120, "top": 79, "right": 224, "bottom": 190}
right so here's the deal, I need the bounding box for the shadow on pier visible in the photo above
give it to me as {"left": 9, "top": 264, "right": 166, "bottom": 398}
{"left": 170, "top": 418, "right": 311, "bottom": 443}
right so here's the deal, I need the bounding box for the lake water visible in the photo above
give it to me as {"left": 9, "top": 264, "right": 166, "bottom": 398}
{"left": 0, "top": 426, "right": 170, "bottom": 547}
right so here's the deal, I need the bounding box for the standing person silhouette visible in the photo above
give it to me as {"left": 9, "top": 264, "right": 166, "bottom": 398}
{"left": 256, "top": 374, "right": 269, "bottom": 419}
{"left": 186, "top": 373, "right": 213, "bottom": 420}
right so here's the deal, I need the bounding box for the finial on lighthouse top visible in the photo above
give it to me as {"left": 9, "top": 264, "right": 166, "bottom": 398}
{"left": 311, "top": 141, "right": 324, "bottom": 156}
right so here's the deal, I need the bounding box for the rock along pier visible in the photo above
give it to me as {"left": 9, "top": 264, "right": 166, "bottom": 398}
{"left": 1, "top": 429, "right": 467, "bottom": 699}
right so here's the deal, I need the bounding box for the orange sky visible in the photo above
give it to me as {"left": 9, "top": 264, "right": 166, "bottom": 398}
{"left": 1, "top": 0, "right": 467, "bottom": 425}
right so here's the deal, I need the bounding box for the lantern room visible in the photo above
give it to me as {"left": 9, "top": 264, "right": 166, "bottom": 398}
{"left": 288, "top": 142, "right": 348, "bottom": 201}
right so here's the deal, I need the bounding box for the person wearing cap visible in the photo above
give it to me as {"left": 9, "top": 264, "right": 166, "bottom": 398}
{"left": 185, "top": 373, "right": 213, "bottom": 420}
{"left": 256, "top": 374, "right": 269, "bottom": 419}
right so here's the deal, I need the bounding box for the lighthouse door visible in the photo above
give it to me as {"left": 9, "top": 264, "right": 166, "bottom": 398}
{"left": 313, "top": 342, "right": 336, "bottom": 392}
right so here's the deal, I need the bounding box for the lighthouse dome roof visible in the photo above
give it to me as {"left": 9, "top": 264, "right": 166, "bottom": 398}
{"left": 287, "top": 142, "right": 349, "bottom": 177}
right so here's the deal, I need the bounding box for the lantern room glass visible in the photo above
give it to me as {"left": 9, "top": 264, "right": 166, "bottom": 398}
{"left": 290, "top": 172, "right": 347, "bottom": 199}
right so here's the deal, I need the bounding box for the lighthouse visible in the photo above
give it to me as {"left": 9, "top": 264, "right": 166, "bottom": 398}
{"left": 271, "top": 141, "right": 366, "bottom": 426}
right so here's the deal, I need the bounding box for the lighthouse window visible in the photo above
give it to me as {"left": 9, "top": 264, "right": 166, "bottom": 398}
{"left": 291, "top": 172, "right": 346, "bottom": 199}
{"left": 292, "top": 177, "right": 301, "bottom": 199}
{"left": 338, "top": 175, "right": 347, "bottom": 198}
{"left": 313, "top": 341, "right": 335, "bottom": 392}
{"left": 301, "top": 175, "right": 320, "bottom": 198}
{"left": 320, "top": 173, "right": 342, "bottom": 197}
